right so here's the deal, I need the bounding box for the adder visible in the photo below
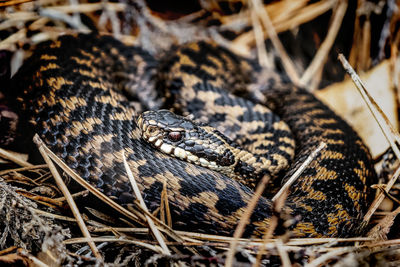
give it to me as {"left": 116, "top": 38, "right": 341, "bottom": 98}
{"left": 3, "top": 33, "right": 376, "bottom": 238}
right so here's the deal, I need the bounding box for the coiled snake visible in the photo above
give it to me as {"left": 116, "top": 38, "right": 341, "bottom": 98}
{"left": 5, "top": 33, "right": 376, "bottom": 237}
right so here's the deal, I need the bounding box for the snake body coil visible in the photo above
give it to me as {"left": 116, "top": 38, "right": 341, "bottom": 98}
{"left": 6, "top": 33, "right": 377, "bottom": 237}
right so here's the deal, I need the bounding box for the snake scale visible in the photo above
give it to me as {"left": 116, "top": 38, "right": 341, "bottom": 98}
{"left": 5, "top": 33, "right": 377, "bottom": 238}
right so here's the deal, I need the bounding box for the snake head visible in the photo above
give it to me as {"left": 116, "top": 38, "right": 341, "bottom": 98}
{"left": 137, "top": 110, "right": 236, "bottom": 171}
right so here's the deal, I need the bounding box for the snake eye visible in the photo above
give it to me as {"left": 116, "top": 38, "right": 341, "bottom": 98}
{"left": 168, "top": 131, "right": 183, "bottom": 142}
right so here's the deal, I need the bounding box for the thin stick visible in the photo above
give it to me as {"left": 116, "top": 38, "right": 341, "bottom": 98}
{"left": 251, "top": 0, "right": 300, "bottom": 85}
{"left": 122, "top": 154, "right": 171, "bottom": 255}
{"left": 272, "top": 142, "right": 326, "bottom": 201}
{"left": 0, "top": 164, "right": 47, "bottom": 176}
{"left": 249, "top": 1, "right": 270, "bottom": 68}
{"left": 364, "top": 164, "right": 400, "bottom": 222}
{"left": 46, "top": 2, "right": 126, "bottom": 13}
{"left": 338, "top": 54, "right": 400, "bottom": 222}
{"left": 305, "top": 247, "right": 353, "bottom": 267}
{"left": 234, "top": 0, "right": 336, "bottom": 51}
{"left": 161, "top": 179, "right": 172, "bottom": 227}
{"left": 0, "top": 0, "right": 34, "bottom": 7}
{"left": 276, "top": 239, "right": 291, "bottom": 267}
{"left": 33, "top": 135, "right": 102, "bottom": 260}
{"left": 64, "top": 237, "right": 163, "bottom": 254}
{"left": 338, "top": 53, "right": 400, "bottom": 160}
{"left": 300, "top": 0, "right": 347, "bottom": 88}
{"left": 0, "top": 147, "right": 32, "bottom": 167}
{"left": 92, "top": 227, "right": 375, "bottom": 245}
{"left": 225, "top": 173, "right": 270, "bottom": 267}
{"left": 17, "top": 251, "right": 48, "bottom": 267}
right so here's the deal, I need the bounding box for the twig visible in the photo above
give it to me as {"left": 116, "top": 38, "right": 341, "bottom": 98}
{"left": 233, "top": 0, "right": 337, "bottom": 51}
{"left": 364, "top": 164, "right": 400, "bottom": 222}
{"left": 250, "top": 0, "right": 300, "bottom": 85}
{"left": 33, "top": 134, "right": 102, "bottom": 260}
{"left": 0, "top": 13, "right": 40, "bottom": 31}
{"left": 0, "top": 0, "right": 34, "bottom": 7}
{"left": 338, "top": 54, "right": 400, "bottom": 222}
{"left": 122, "top": 153, "right": 171, "bottom": 255}
{"left": 362, "top": 238, "right": 400, "bottom": 248}
{"left": 68, "top": 0, "right": 84, "bottom": 32}
{"left": 102, "top": 0, "right": 121, "bottom": 37}
{"left": 272, "top": 142, "right": 326, "bottom": 201}
{"left": 39, "top": 8, "right": 90, "bottom": 31}
{"left": 300, "top": 0, "right": 347, "bottom": 88}
{"left": 160, "top": 179, "right": 172, "bottom": 227}
{"left": 305, "top": 247, "right": 354, "bottom": 267}
{"left": 276, "top": 239, "right": 291, "bottom": 267}
{"left": 0, "top": 147, "right": 32, "bottom": 167}
{"left": 53, "top": 190, "right": 89, "bottom": 202}
{"left": 225, "top": 173, "right": 271, "bottom": 267}
{"left": 338, "top": 54, "right": 400, "bottom": 160}
{"left": 18, "top": 250, "right": 49, "bottom": 267}
{"left": 45, "top": 2, "right": 126, "bottom": 13}
{"left": 0, "top": 164, "right": 47, "bottom": 176}
{"left": 65, "top": 236, "right": 163, "bottom": 253}
{"left": 249, "top": 1, "right": 270, "bottom": 68}
{"left": 339, "top": 52, "right": 400, "bottom": 222}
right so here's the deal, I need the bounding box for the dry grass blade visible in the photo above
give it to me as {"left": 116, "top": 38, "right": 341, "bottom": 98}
{"left": 0, "top": 147, "right": 32, "bottom": 167}
{"left": 338, "top": 53, "right": 400, "bottom": 160}
{"left": 273, "top": 142, "right": 326, "bottom": 202}
{"left": 0, "top": 164, "right": 47, "bottom": 176}
{"left": 0, "top": 247, "right": 17, "bottom": 256}
{"left": 364, "top": 164, "right": 400, "bottom": 222}
{"left": 249, "top": 2, "right": 270, "bottom": 68}
{"left": 33, "top": 134, "right": 102, "bottom": 260}
{"left": 233, "top": 0, "right": 336, "bottom": 51}
{"left": 91, "top": 227, "right": 374, "bottom": 245}
{"left": 250, "top": 0, "right": 300, "bottom": 85}
{"left": 64, "top": 237, "right": 164, "bottom": 254}
{"left": 276, "top": 239, "right": 291, "bottom": 267}
{"left": 160, "top": 180, "right": 172, "bottom": 227}
{"left": 305, "top": 247, "right": 354, "bottom": 267}
{"left": 122, "top": 153, "right": 171, "bottom": 255}
{"left": 48, "top": 2, "right": 126, "bottom": 13}
{"left": 0, "top": 28, "right": 26, "bottom": 50}
{"left": 0, "top": 0, "right": 33, "bottom": 7}
{"left": 18, "top": 250, "right": 49, "bottom": 267}
{"left": 225, "top": 173, "right": 271, "bottom": 267}
{"left": 367, "top": 205, "right": 400, "bottom": 240}
{"left": 300, "top": 0, "right": 347, "bottom": 89}
{"left": 338, "top": 54, "right": 400, "bottom": 222}
{"left": 33, "top": 208, "right": 78, "bottom": 223}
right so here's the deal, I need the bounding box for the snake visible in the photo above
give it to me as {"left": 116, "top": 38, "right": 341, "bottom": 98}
{"left": 4, "top": 33, "right": 377, "bottom": 238}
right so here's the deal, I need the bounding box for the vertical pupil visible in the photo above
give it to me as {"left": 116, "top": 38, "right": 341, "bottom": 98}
{"left": 168, "top": 132, "right": 182, "bottom": 142}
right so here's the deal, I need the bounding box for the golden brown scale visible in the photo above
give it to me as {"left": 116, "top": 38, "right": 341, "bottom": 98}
{"left": 4, "top": 33, "right": 377, "bottom": 238}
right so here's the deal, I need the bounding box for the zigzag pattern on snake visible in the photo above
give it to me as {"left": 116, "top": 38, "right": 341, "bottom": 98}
{"left": 5, "top": 33, "right": 377, "bottom": 237}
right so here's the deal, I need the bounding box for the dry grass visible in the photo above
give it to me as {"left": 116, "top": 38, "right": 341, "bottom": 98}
{"left": 0, "top": 0, "right": 399, "bottom": 266}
